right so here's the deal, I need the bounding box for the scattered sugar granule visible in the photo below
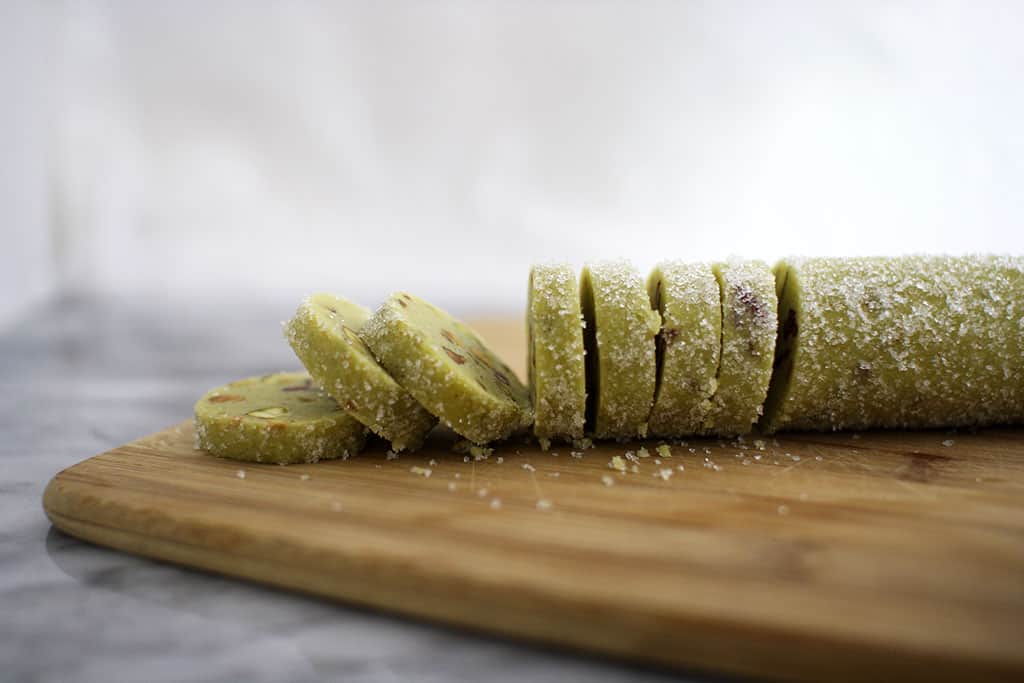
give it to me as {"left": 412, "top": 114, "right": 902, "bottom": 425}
{"left": 236, "top": 469, "right": 246, "bottom": 480}
{"left": 329, "top": 501, "right": 342, "bottom": 512}
{"left": 792, "top": 455, "right": 801, "bottom": 462}
{"left": 656, "top": 468, "right": 673, "bottom": 481}
{"left": 490, "top": 498, "right": 502, "bottom": 510}
{"left": 572, "top": 437, "right": 594, "bottom": 450}
{"left": 536, "top": 498, "right": 553, "bottom": 511}
{"left": 386, "top": 451, "right": 399, "bottom": 461}
{"left": 654, "top": 458, "right": 662, "bottom": 465}
{"left": 477, "top": 488, "right": 489, "bottom": 498}
{"left": 656, "top": 444, "right": 672, "bottom": 459}
{"left": 299, "top": 473, "right": 310, "bottom": 481}
{"left": 777, "top": 504, "right": 790, "bottom": 516}
{"left": 454, "top": 472, "right": 461, "bottom": 479}
{"left": 637, "top": 446, "right": 650, "bottom": 458}
{"left": 601, "top": 474, "right": 615, "bottom": 487}
{"left": 631, "top": 464, "right": 640, "bottom": 473}
{"left": 547, "top": 472, "right": 560, "bottom": 478}
{"left": 447, "top": 481, "right": 457, "bottom": 492}
{"left": 470, "top": 445, "right": 493, "bottom": 461}
{"left": 625, "top": 451, "right": 641, "bottom": 464}
{"left": 814, "top": 455, "right": 823, "bottom": 461}
{"left": 753, "top": 439, "right": 767, "bottom": 451}
{"left": 463, "top": 456, "right": 470, "bottom": 463}
{"left": 676, "top": 464, "right": 685, "bottom": 472}
{"left": 409, "top": 466, "right": 432, "bottom": 478}
{"left": 570, "top": 451, "right": 583, "bottom": 459}
{"left": 496, "top": 456, "right": 504, "bottom": 464}
{"left": 522, "top": 463, "right": 536, "bottom": 472}
{"left": 609, "top": 456, "right": 628, "bottom": 472}
{"left": 851, "top": 433, "right": 861, "bottom": 440}
{"left": 798, "top": 492, "right": 808, "bottom": 501}
{"left": 942, "top": 439, "right": 955, "bottom": 447}
{"left": 429, "top": 459, "right": 438, "bottom": 466}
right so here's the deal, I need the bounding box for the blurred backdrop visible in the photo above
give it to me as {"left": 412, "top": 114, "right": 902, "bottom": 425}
{"left": 3, "top": 1, "right": 1023, "bottom": 327}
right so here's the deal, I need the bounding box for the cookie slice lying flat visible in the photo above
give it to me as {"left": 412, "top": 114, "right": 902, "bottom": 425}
{"left": 762, "top": 255, "right": 1024, "bottom": 433}
{"left": 646, "top": 261, "right": 721, "bottom": 437}
{"left": 528, "top": 264, "right": 587, "bottom": 445}
{"left": 701, "top": 260, "right": 777, "bottom": 437}
{"left": 362, "top": 292, "right": 532, "bottom": 445}
{"left": 194, "top": 372, "right": 367, "bottom": 465}
{"left": 285, "top": 293, "right": 436, "bottom": 452}
{"left": 581, "top": 261, "right": 662, "bottom": 440}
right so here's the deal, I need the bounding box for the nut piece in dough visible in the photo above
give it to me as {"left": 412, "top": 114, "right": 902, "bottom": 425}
{"left": 528, "top": 263, "right": 587, "bottom": 444}
{"left": 362, "top": 292, "right": 532, "bottom": 445}
{"left": 647, "top": 261, "right": 721, "bottom": 437}
{"left": 194, "top": 372, "right": 367, "bottom": 465}
{"left": 580, "top": 260, "right": 661, "bottom": 440}
{"left": 762, "top": 255, "right": 1024, "bottom": 432}
{"left": 285, "top": 293, "right": 436, "bottom": 451}
{"left": 701, "top": 259, "right": 777, "bottom": 437}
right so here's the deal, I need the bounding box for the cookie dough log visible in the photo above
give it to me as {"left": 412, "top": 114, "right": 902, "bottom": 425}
{"left": 194, "top": 372, "right": 367, "bottom": 465}
{"left": 701, "top": 260, "right": 778, "bottom": 437}
{"left": 362, "top": 292, "right": 533, "bottom": 445}
{"left": 528, "top": 264, "right": 588, "bottom": 445}
{"left": 581, "top": 261, "right": 662, "bottom": 440}
{"left": 762, "top": 255, "right": 1024, "bottom": 433}
{"left": 284, "top": 293, "right": 436, "bottom": 452}
{"left": 646, "top": 261, "right": 721, "bottom": 437}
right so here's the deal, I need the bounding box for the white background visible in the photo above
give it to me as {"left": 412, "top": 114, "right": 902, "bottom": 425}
{"left": 3, "top": 1, "right": 1023, "bottom": 325}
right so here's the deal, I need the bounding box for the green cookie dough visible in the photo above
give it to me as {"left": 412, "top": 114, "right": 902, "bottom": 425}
{"left": 580, "top": 261, "right": 662, "bottom": 440}
{"left": 362, "top": 292, "right": 532, "bottom": 445}
{"left": 762, "top": 255, "right": 1024, "bottom": 433}
{"left": 701, "top": 259, "right": 777, "bottom": 437}
{"left": 646, "top": 261, "right": 721, "bottom": 437}
{"left": 528, "top": 264, "right": 587, "bottom": 444}
{"left": 194, "top": 372, "right": 367, "bottom": 465}
{"left": 284, "top": 293, "right": 436, "bottom": 452}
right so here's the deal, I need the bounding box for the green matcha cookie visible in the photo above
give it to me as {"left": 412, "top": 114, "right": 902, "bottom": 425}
{"left": 284, "top": 293, "right": 436, "bottom": 452}
{"left": 528, "top": 264, "right": 587, "bottom": 445}
{"left": 194, "top": 372, "right": 367, "bottom": 465}
{"left": 580, "top": 261, "right": 662, "bottom": 440}
{"left": 646, "top": 261, "right": 721, "bottom": 437}
{"left": 762, "top": 255, "right": 1024, "bottom": 433}
{"left": 701, "top": 259, "right": 777, "bottom": 437}
{"left": 362, "top": 292, "right": 532, "bottom": 445}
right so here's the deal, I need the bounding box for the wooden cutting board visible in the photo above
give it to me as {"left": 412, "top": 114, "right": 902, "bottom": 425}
{"left": 43, "top": 321, "right": 1024, "bottom": 682}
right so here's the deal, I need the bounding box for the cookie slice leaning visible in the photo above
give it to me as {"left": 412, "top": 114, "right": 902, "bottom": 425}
{"left": 701, "top": 259, "right": 777, "bottom": 437}
{"left": 285, "top": 293, "right": 436, "bottom": 452}
{"left": 362, "top": 292, "right": 532, "bottom": 445}
{"left": 646, "top": 261, "right": 721, "bottom": 437}
{"left": 528, "top": 263, "right": 587, "bottom": 446}
{"left": 580, "top": 260, "right": 662, "bottom": 440}
{"left": 194, "top": 372, "right": 367, "bottom": 465}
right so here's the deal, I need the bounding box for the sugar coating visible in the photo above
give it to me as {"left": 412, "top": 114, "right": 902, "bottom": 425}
{"left": 646, "top": 261, "right": 721, "bottom": 437}
{"left": 284, "top": 293, "right": 436, "bottom": 452}
{"left": 528, "top": 264, "right": 587, "bottom": 443}
{"left": 194, "top": 372, "right": 367, "bottom": 465}
{"left": 581, "top": 261, "right": 662, "bottom": 440}
{"left": 762, "top": 255, "right": 1024, "bottom": 432}
{"left": 362, "top": 292, "right": 533, "bottom": 445}
{"left": 701, "top": 259, "right": 777, "bottom": 437}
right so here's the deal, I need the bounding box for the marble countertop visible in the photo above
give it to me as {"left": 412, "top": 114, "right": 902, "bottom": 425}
{"left": 1, "top": 295, "right": 700, "bottom": 682}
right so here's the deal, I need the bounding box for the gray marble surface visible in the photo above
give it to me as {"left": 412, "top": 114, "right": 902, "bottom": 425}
{"left": 0, "top": 295, "right": 709, "bottom": 683}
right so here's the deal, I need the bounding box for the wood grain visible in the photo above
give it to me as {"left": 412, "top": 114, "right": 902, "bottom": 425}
{"left": 43, "top": 320, "right": 1024, "bottom": 682}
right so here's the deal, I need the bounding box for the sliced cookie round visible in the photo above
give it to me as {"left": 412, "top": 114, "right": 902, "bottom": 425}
{"left": 528, "top": 263, "right": 587, "bottom": 445}
{"left": 285, "top": 293, "right": 436, "bottom": 452}
{"left": 580, "top": 260, "right": 662, "bottom": 440}
{"left": 762, "top": 255, "right": 1024, "bottom": 433}
{"left": 362, "top": 292, "right": 532, "bottom": 445}
{"left": 194, "top": 372, "right": 367, "bottom": 465}
{"left": 646, "top": 261, "right": 721, "bottom": 437}
{"left": 701, "top": 259, "right": 777, "bottom": 437}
